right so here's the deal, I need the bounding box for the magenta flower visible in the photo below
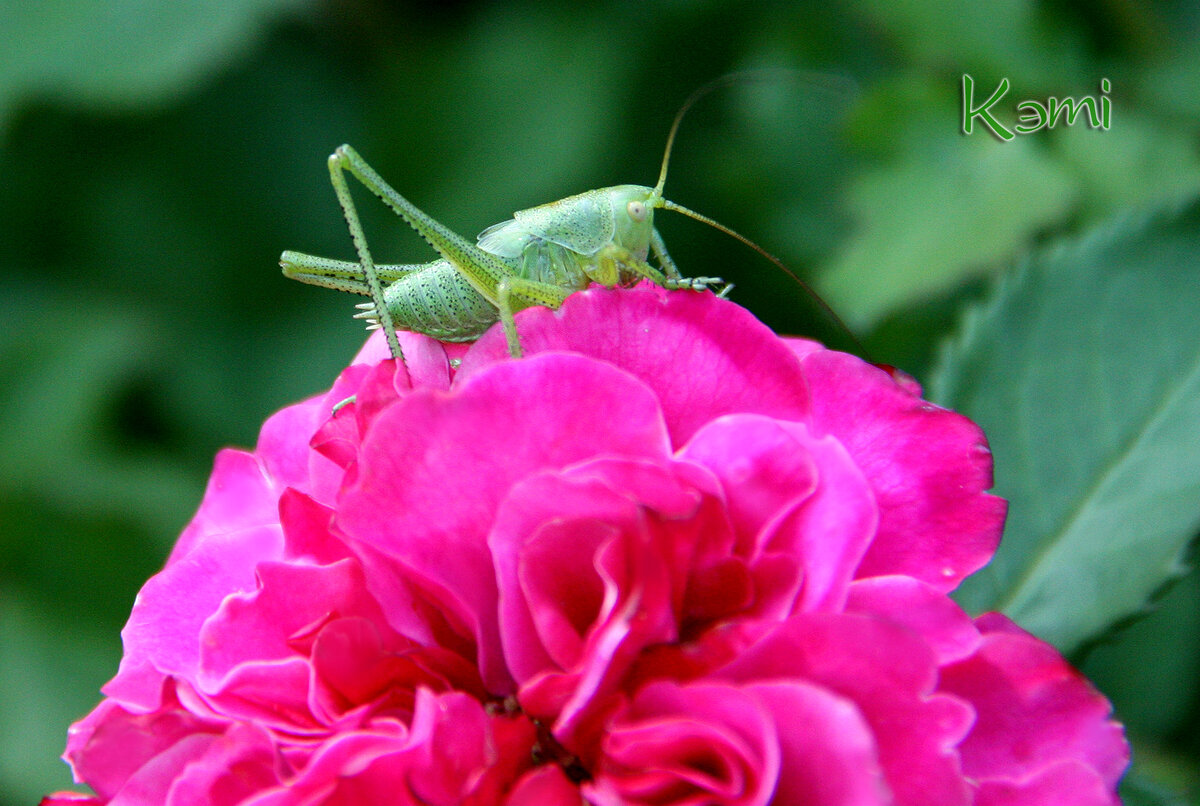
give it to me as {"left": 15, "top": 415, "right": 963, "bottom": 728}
{"left": 48, "top": 284, "right": 1127, "bottom": 805}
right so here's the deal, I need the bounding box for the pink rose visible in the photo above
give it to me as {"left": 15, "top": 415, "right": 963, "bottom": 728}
{"left": 52, "top": 284, "right": 1126, "bottom": 804}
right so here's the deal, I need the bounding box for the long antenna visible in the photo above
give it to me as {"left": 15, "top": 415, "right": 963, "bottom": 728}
{"left": 654, "top": 69, "right": 856, "bottom": 198}
{"left": 654, "top": 73, "right": 754, "bottom": 197}
{"left": 663, "top": 200, "right": 867, "bottom": 357}
{"left": 653, "top": 70, "right": 867, "bottom": 356}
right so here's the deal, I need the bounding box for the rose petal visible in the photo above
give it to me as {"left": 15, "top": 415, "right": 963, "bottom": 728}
{"left": 973, "top": 759, "right": 1119, "bottom": 806}
{"left": 587, "top": 680, "right": 780, "bottom": 806}
{"left": 198, "top": 559, "right": 387, "bottom": 685}
{"left": 64, "top": 685, "right": 226, "bottom": 802}
{"left": 163, "top": 723, "right": 280, "bottom": 806}
{"left": 493, "top": 460, "right": 701, "bottom": 684}
{"left": 240, "top": 690, "right": 536, "bottom": 806}
{"left": 747, "top": 680, "right": 891, "bottom": 806}
{"left": 940, "top": 613, "right": 1128, "bottom": 794}
{"left": 716, "top": 613, "right": 973, "bottom": 806}
{"left": 336, "top": 352, "right": 672, "bottom": 691}
{"left": 845, "top": 576, "right": 981, "bottom": 665}
{"left": 166, "top": 449, "right": 279, "bottom": 566}
{"left": 350, "top": 328, "right": 455, "bottom": 391}
{"left": 40, "top": 795, "right": 102, "bottom": 805}
{"left": 797, "top": 349, "right": 1006, "bottom": 590}
{"left": 680, "top": 415, "right": 878, "bottom": 614}
{"left": 678, "top": 415, "right": 821, "bottom": 555}
{"left": 105, "top": 524, "right": 284, "bottom": 710}
{"left": 505, "top": 765, "right": 581, "bottom": 805}
{"left": 459, "top": 283, "right": 812, "bottom": 447}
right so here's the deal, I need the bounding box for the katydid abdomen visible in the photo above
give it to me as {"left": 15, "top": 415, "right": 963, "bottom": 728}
{"left": 381, "top": 259, "right": 500, "bottom": 342}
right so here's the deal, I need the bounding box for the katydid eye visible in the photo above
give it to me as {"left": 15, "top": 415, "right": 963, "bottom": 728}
{"left": 627, "top": 200, "right": 648, "bottom": 222}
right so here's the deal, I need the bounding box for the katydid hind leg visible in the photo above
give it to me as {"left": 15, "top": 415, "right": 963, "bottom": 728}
{"left": 332, "top": 145, "right": 514, "bottom": 310}
{"left": 281, "top": 251, "right": 425, "bottom": 296}
{"left": 327, "top": 151, "right": 404, "bottom": 363}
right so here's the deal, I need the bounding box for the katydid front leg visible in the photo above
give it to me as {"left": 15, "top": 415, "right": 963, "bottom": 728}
{"left": 594, "top": 242, "right": 726, "bottom": 295}
{"left": 650, "top": 228, "right": 681, "bottom": 280}
{"left": 495, "top": 276, "right": 572, "bottom": 358}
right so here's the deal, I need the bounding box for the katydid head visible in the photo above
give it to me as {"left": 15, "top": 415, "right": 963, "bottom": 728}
{"left": 605, "top": 184, "right": 660, "bottom": 261}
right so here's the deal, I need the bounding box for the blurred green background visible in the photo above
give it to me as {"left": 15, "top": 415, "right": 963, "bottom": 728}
{"left": 1, "top": 1, "right": 1198, "bottom": 803}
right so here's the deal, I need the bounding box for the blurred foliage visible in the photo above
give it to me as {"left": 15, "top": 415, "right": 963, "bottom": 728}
{"left": 0, "top": 0, "right": 1197, "bottom": 803}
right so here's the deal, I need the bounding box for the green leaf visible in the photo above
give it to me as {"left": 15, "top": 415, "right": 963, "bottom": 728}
{"left": 847, "top": 0, "right": 1088, "bottom": 89}
{"left": 1117, "top": 742, "right": 1200, "bottom": 806}
{"left": 1081, "top": 569, "right": 1200, "bottom": 739}
{"left": 1049, "top": 112, "right": 1200, "bottom": 218}
{"left": 0, "top": 0, "right": 312, "bottom": 130}
{"left": 0, "top": 599, "right": 117, "bottom": 804}
{"left": 0, "top": 286, "right": 200, "bottom": 542}
{"left": 1118, "top": 774, "right": 1192, "bottom": 806}
{"left": 933, "top": 196, "right": 1200, "bottom": 653}
{"left": 817, "top": 131, "right": 1075, "bottom": 329}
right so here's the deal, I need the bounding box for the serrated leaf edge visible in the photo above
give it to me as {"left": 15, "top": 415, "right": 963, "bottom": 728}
{"left": 930, "top": 195, "right": 1200, "bottom": 645}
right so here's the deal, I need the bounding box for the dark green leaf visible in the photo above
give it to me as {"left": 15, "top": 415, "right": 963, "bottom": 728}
{"left": 817, "top": 129, "right": 1075, "bottom": 329}
{"left": 1082, "top": 569, "right": 1200, "bottom": 739}
{"left": 0, "top": 600, "right": 116, "bottom": 803}
{"left": 0, "top": 0, "right": 312, "bottom": 128}
{"left": 934, "top": 196, "right": 1200, "bottom": 653}
{"left": 1117, "top": 743, "right": 1200, "bottom": 806}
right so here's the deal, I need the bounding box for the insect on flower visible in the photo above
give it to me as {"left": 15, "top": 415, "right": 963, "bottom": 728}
{"left": 280, "top": 74, "right": 842, "bottom": 365}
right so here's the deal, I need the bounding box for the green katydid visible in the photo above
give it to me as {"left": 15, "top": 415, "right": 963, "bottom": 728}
{"left": 280, "top": 75, "right": 840, "bottom": 365}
